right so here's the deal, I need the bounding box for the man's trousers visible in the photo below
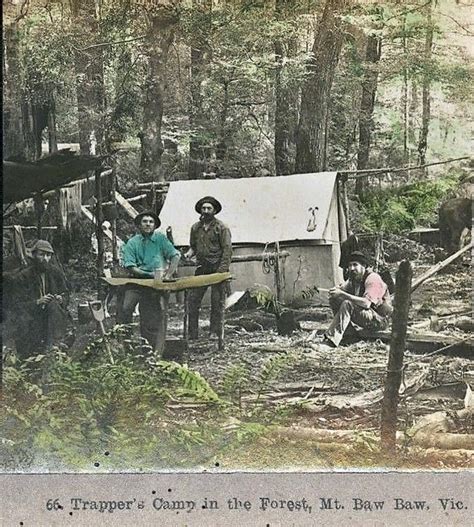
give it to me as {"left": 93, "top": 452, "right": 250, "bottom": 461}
{"left": 188, "top": 266, "right": 227, "bottom": 340}
{"left": 326, "top": 296, "right": 389, "bottom": 347}
{"left": 117, "top": 286, "right": 168, "bottom": 353}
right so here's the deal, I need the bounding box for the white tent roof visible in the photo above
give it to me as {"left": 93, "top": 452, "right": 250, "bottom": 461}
{"left": 158, "top": 172, "right": 338, "bottom": 245}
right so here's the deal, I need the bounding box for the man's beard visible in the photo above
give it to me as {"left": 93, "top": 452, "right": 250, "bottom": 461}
{"left": 34, "top": 260, "right": 50, "bottom": 272}
{"left": 201, "top": 213, "right": 214, "bottom": 222}
{"left": 349, "top": 270, "right": 363, "bottom": 281}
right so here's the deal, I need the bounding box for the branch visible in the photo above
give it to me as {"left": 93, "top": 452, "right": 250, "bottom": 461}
{"left": 340, "top": 156, "right": 471, "bottom": 179}
{"left": 437, "top": 11, "right": 474, "bottom": 36}
{"left": 75, "top": 35, "right": 146, "bottom": 53}
{"left": 384, "top": 1, "right": 432, "bottom": 23}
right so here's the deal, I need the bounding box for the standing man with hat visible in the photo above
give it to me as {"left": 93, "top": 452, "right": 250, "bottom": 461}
{"left": 319, "top": 251, "right": 393, "bottom": 348}
{"left": 9, "top": 239, "right": 72, "bottom": 359}
{"left": 118, "top": 210, "right": 180, "bottom": 353}
{"left": 184, "top": 196, "right": 232, "bottom": 340}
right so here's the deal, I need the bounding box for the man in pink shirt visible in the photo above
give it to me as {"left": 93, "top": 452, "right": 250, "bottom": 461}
{"left": 322, "top": 251, "right": 393, "bottom": 347}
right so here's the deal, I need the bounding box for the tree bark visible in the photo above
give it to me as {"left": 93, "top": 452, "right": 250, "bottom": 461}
{"left": 401, "top": 13, "right": 409, "bottom": 168}
{"left": 140, "top": 7, "right": 178, "bottom": 182}
{"left": 3, "top": 23, "right": 26, "bottom": 160}
{"left": 355, "top": 34, "right": 381, "bottom": 197}
{"left": 418, "top": 0, "right": 433, "bottom": 166}
{"left": 295, "top": 0, "right": 352, "bottom": 173}
{"left": 188, "top": 0, "right": 212, "bottom": 179}
{"left": 274, "top": 0, "right": 297, "bottom": 176}
{"left": 71, "top": 0, "right": 106, "bottom": 155}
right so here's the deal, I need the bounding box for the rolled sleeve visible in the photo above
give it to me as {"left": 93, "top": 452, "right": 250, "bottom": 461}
{"left": 122, "top": 239, "right": 138, "bottom": 268}
{"left": 162, "top": 237, "right": 180, "bottom": 262}
{"left": 217, "top": 226, "right": 232, "bottom": 272}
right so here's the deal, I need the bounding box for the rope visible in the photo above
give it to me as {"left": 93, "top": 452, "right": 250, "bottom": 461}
{"left": 262, "top": 242, "right": 278, "bottom": 274}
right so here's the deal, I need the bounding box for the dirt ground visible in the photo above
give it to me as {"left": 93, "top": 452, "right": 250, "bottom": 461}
{"left": 4, "top": 255, "right": 471, "bottom": 470}
{"left": 65, "top": 260, "right": 473, "bottom": 469}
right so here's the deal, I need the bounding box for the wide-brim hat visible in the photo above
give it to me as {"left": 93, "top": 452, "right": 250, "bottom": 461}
{"left": 134, "top": 210, "right": 161, "bottom": 228}
{"left": 348, "top": 251, "right": 369, "bottom": 267}
{"left": 32, "top": 239, "right": 54, "bottom": 254}
{"left": 195, "top": 196, "right": 222, "bottom": 214}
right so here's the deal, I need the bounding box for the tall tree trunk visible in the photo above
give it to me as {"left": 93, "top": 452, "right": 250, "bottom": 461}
{"left": 355, "top": 34, "right": 381, "bottom": 197}
{"left": 140, "top": 7, "right": 178, "bottom": 182}
{"left": 71, "top": 0, "right": 106, "bottom": 155}
{"left": 295, "top": 0, "right": 352, "bottom": 173}
{"left": 48, "top": 96, "right": 58, "bottom": 154}
{"left": 188, "top": 0, "right": 212, "bottom": 179}
{"left": 401, "top": 13, "right": 409, "bottom": 169}
{"left": 216, "top": 80, "right": 229, "bottom": 162}
{"left": 3, "top": 23, "right": 27, "bottom": 160}
{"left": 274, "top": 0, "right": 297, "bottom": 176}
{"left": 418, "top": 0, "right": 433, "bottom": 167}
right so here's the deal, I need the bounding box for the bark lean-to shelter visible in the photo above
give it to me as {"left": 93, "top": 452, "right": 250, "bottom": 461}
{"left": 158, "top": 172, "right": 348, "bottom": 303}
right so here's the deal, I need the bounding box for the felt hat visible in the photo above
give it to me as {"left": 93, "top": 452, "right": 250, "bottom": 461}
{"left": 32, "top": 239, "right": 54, "bottom": 254}
{"left": 195, "top": 196, "right": 222, "bottom": 214}
{"left": 134, "top": 210, "right": 161, "bottom": 228}
{"left": 348, "top": 251, "right": 369, "bottom": 267}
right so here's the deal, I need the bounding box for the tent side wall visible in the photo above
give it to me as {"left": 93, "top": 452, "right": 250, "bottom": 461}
{"left": 176, "top": 242, "right": 342, "bottom": 306}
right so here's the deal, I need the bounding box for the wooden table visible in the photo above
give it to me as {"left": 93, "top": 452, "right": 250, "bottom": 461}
{"left": 103, "top": 272, "right": 232, "bottom": 350}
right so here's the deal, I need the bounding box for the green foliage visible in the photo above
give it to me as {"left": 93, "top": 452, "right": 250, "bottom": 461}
{"left": 1, "top": 327, "right": 221, "bottom": 470}
{"left": 358, "top": 174, "right": 459, "bottom": 233}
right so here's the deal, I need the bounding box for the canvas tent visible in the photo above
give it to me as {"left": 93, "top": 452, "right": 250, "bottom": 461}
{"left": 158, "top": 172, "right": 348, "bottom": 303}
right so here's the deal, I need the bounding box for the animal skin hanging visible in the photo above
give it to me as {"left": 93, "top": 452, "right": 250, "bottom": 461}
{"left": 307, "top": 206, "right": 319, "bottom": 232}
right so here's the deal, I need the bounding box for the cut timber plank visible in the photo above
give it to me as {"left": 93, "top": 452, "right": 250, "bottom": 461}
{"left": 103, "top": 272, "right": 231, "bottom": 291}
{"left": 115, "top": 191, "right": 138, "bottom": 218}
{"left": 80, "top": 205, "right": 121, "bottom": 243}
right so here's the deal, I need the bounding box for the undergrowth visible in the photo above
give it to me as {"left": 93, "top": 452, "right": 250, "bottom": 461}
{"left": 358, "top": 174, "right": 459, "bottom": 234}
{"left": 1, "top": 326, "right": 294, "bottom": 471}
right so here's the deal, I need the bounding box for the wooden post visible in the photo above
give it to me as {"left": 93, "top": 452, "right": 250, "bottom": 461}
{"left": 94, "top": 168, "right": 105, "bottom": 295}
{"left": 274, "top": 241, "right": 282, "bottom": 302}
{"left": 217, "top": 284, "right": 225, "bottom": 351}
{"left": 183, "top": 289, "right": 189, "bottom": 340}
{"left": 340, "top": 177, "right": 351, "bottom": 232}
{"left": 381, "top": 259, "right": 413, "bottom": 453}
{"left": 33, "top": 194, "right": 45, "bottom": 239}
{"left": 111, "top": 166, "right": 119, "bottom": 263}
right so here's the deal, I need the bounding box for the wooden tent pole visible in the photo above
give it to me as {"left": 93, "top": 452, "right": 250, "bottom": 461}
{"left": 274, "top": 241, "right": 282, "bottom": 302}
{"left": 340, "top": 156, "right": 469, "bottom": 179}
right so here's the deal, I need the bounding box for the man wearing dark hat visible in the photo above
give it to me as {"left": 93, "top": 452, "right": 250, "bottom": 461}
{"left": 10, "top": 240, "right": 72, "bottom": 359}
{"left": 322, "top": 251, "right": 393, "bottom": 347}
{"left": 184, "top": 196, "right": 232, "bottom": 340}
{"left": 119, "top": 211, "right": 180, "bottom": 352}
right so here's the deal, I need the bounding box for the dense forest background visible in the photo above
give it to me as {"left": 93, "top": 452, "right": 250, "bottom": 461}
{"left": 3, "top": 0, "right": 473, "bottom": 220}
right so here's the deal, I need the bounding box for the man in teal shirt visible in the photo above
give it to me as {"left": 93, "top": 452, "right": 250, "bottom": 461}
{"left": 118, "top": 211, "right": 180, "bottom": 353}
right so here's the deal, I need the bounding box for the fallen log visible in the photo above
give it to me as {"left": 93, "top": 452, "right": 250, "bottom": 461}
{"left": 270, "top": 425, "right": 474, "bottom": 452}
{"left": 409, "top": 432, "right": 474, "bottom": 450}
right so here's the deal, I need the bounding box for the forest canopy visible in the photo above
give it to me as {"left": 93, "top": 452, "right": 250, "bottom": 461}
{"left": 3, "top": 0, "right": 472, "bottom": 191}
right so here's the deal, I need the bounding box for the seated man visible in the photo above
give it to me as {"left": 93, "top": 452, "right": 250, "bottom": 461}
{"left": 322, "top": 251, "right": 393, "bottom": 348}
{"left": 8, "top": 239, "right": 72, "bottom": 359}
{"left": 118, "top": 211, "right": 180, "bottom": 353}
